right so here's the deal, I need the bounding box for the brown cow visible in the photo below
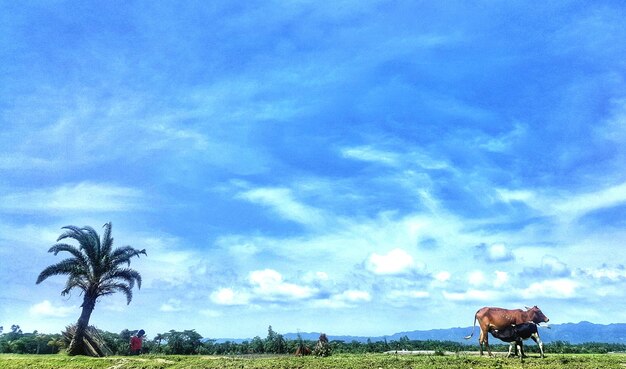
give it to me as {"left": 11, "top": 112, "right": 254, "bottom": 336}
{"left": 464, "top": 306, "right": 549, "bottom": 356}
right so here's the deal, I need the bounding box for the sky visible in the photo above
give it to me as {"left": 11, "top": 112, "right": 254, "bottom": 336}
{"left": 1, "top": 1, "right": 626, "bottom": 340}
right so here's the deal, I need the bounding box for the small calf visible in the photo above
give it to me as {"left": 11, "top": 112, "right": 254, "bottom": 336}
{"left": 489, "top": 322, "right": 544, "bottom": 360}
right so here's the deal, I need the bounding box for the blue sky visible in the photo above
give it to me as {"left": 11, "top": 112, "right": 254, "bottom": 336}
{"left": 1, "top": 1, "right": 626, "bottom": 339}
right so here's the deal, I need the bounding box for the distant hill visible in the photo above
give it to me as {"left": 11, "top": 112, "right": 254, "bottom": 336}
{"left": 216, "top": 322, "right": 626, "bottom": 344}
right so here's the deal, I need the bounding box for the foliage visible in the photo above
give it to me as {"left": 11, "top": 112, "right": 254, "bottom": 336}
{"left": 3, "top": 323, "right": 626, "bottom": 357}
{"left": 35, "top": 223, "right": 146, "bottom": 356}
{"left": 0, "top": 327, "right": 63, "bottom": 355}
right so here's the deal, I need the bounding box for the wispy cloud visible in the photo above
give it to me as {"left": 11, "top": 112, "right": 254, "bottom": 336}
{"left": 236, "top": 187, "right": 326, "bottom": 227}
{"left": 0, "top": 182, "right": 144, "bottom": 214}
{"left": 496, "top": 181, "right": 626, "bottom": 226}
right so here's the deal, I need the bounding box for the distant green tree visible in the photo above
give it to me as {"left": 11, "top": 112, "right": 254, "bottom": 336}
{"left": 162, "top": 330, "right": 203, "bottom": 354}
{"left": 264, "top": 325, "right": 286, "bottom": 354}
{"left": 250, "top": 336, "right": 264, "bottom": 353}
{"left": 36, "top": 223, "right": 146, "bottom": 356}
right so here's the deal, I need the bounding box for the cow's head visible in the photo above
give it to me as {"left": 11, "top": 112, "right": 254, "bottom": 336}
{"left": 526, "top": 305, "right": 549, "bottom": 323}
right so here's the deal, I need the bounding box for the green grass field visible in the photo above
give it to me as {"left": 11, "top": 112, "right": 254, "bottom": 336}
{"left": 1, "top": 353, "right": 625, "bottom": 369}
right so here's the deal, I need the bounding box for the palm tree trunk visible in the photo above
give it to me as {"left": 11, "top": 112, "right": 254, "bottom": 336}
{"left": 68, "top": 295, "right": 96, "bottom": 356}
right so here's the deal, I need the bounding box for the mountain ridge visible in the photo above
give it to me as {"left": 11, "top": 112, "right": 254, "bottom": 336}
{"left": 214, "top": 322, "right": 626, "bottom": 344}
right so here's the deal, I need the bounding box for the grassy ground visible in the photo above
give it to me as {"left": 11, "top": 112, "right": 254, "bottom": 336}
{"left": 1, "top": 353, "right": 625, "bottom": 369}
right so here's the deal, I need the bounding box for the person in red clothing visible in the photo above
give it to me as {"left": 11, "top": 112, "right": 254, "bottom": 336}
{"left": 130, "top": 329, "right": 145, "bottom": 355}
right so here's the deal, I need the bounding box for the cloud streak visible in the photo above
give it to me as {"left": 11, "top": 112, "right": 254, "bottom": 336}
{"left": 0, "top": 182, "right": 145, "bottom": 214}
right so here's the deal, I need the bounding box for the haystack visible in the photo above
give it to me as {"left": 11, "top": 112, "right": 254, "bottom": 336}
{"left": 62, "top": 325, "right": 113, "bottom": 357}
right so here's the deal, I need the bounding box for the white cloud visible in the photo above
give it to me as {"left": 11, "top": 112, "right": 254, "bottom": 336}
{"left": 314, "top": 289, "right": 372, "bottom": 309}
{"left": 211, "top": 288, "right": 250, "bottom": 306}
{"left": 29, "top": 300, "right": 76, "bottom": 318}
{"left": 302, "top": 271, "right": 329, "bottom": 283}
{"left": 475, "top": 243, "right": 514, "bottom": 263}
{"left": 542, "top": 256, "right": 570, "bottom": 277}
{"left": 0, "top": 182, "right": 144, "bottom": 214}
{"left": 499, "top": 181, "right": 626, "bottom": 222}
{"left": 366, "top": 248, "right": 417, "bottom": 275}
{"left": 341, "top": 290, "right": 372, "bottom": 302}
{"left": 497, "top": 188, "right": 535, "bottom": 203}
{"left": 551, "top": 182, "right": 626, "bottom": 220}
{"left": 479, "top": 123, "right": 527, "bottom": 153}
{"left": 148, "top": 124, "right": 210, "bottom": 151}
{"left": 237, "top": 187, "right": 325, "bottom": 226}
{"left": 582, "top": 266, "right": 626, "bottom": 281}
{"left": 467, "top": 270, "right": 509, "bottom": 288}
{"left": 341, "top": 146, "right": 400, "bottom": 166}
{"left": 520, "top": 279, "right": 578, "bottom": 299}
{"left": 249, "top": 269, "right": 317, "bottom": 301}
{"left": 341, "top": 145, "right": 450, "bottom": 171}
{"left": 468, "top": 271, "right": 486, "bottom": 286}
{"left": 435, "top": 271, "right": 451, "bottom": 282}
{"left": 487, "top": 243, "right": 514, "bottom": 262}
{"left": 493, "top": 271, "right": 509, "bottom": 288}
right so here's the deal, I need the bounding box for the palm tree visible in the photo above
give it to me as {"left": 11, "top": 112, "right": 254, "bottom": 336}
{"left": 36, "top": 222, "right": 146, "bottom": 356}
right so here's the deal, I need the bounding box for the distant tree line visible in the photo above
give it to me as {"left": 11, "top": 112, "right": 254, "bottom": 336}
{"left": 1, "top": 324, "right": 625, "bottom": 355}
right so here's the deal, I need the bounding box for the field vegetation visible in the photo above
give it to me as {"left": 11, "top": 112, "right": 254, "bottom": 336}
{"left": 1, "top": 353, "right": 626, "bottom": 369}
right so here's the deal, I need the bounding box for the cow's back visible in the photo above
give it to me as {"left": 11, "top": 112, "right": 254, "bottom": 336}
{"left": 477, "top": 307, "right": 526, "bottom": 330}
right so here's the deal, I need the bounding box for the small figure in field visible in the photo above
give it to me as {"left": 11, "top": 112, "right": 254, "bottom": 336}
{"left": 130, "top": 329, "right": 145, "bottom": 355}
{"left": 313, "top": 333, "right": 331, "bottom": 357}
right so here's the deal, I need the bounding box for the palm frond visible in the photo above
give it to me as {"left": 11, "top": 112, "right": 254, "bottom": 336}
{"left": 100, "top": 223, "right": 113, "bottom": 259}
{"left": 48, "top": 243, "right": 89, "bottom": 267}
{"left": 58, "top": 226, "right": 100, "bottom": 269}
{"left": 81, "top": 226, "right": 101, "bottom": 256}
{"left": 57, "top": 226, "right": 88, "bottom": 244}
{"left": 36, "top": 258, "right": 88, "bottom": 284}
{"left": 99, "top": 283, "right": 133, "bottom": 304}
{"left": 61, "top": 275, "right": 88, "bottom": 296}
{"left": 110, "top": 246, "right": 147, "bottom": 267}
{"left": 101, "top": 268, "right": 142, "bottom": 290}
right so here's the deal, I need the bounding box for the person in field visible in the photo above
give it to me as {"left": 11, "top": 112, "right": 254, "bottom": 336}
{"left": 130, "top": 329, "right": 145, "bottom": 355}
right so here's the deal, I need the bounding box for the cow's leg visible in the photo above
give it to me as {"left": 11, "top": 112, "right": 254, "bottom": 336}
{"left": 531, "top": 333, "right": 544, "bottom": 358}
{"left": 484, "top": 333, "right": 492, "bottom": 357}
{"left": 517, "top": 340, "right": 524, "bottom": 362}
{"left": 506, "top": 342, "right": 515, "bottom": 358}
{"left": 478, "top": 329, "right": 484, "bottom": 356}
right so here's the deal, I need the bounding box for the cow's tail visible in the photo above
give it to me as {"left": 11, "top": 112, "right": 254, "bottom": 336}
{"left": 464, "top": 314, "right": 477, "bottom": 340}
